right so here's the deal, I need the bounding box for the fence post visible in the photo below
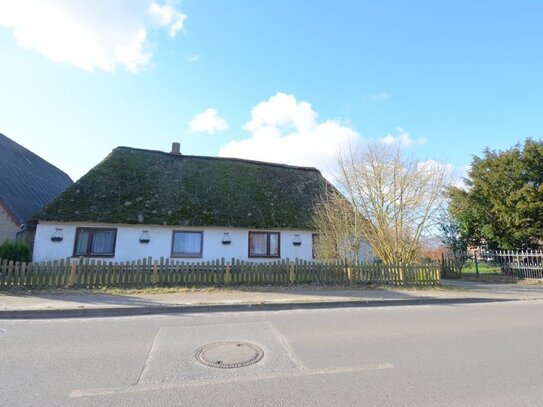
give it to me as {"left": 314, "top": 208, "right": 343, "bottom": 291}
{"left": 68, "top": 259, "right": 78, "bottom": 287}
{"left": 224, "top": 259, "right": 232, "bottom": 285}
{"left": 218, "top": 257, "right": 224, "bottom": 285}
{"left": 289, "top": 258, "right": 296, "bottom": 283}
{"left": 347, "top": 262, "right": 353, "bottom": 283}
{"left": 474, "top": 253, "right": 479, "bottom": 278}
{"left": 147, "top": 256, "right": 152, "bottom": 286}
{"left": 152, "top": 259, "right": 159, "bottom": 285}
{"left": 516, "top": 251, "right": 526, "bottom": 278}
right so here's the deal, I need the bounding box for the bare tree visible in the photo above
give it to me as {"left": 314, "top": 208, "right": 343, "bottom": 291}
{"left": 312, "top": 189, "right": 364, "bottom": 261}
{"left": 314, "top": 142, "right": 449, "bottom": 264}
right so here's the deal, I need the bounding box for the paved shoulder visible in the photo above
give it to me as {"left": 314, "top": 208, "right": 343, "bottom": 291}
{"left": 442, "top": 279, "right": 543, "bottom": 299}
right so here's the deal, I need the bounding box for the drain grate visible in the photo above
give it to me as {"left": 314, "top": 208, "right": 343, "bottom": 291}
{"left": 195, "top": 341, "right": 264, "bottom": 369}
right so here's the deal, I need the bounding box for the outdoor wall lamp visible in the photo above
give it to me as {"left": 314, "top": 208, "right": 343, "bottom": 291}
{"left": 221, "top": 232, "right": 231, "bottom": 245}
{"left": 139, "top": 230, "right": 151, "bottom": 244}
{"left": 293, "top": 234, "right": 302, "bottom": 246}
{"left": 50, "top": 228, "right": 64, "bottom": 242}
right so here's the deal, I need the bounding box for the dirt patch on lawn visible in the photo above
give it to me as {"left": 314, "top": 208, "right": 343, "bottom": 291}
{"left": 516, "top": 279, "right": 543, "bottom": 286}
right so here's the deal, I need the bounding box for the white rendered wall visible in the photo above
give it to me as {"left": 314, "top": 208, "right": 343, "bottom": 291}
{"left": 33, "top": 222, "right": 316, "bottom": 263}
{"left": 0, "top": 204, "right": 19, "bottom": 243}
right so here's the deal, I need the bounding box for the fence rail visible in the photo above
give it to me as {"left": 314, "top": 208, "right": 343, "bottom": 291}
{"left": 0, "top": 257, "right": 442, "bottom": 289}
{"left": 481, "top": 250, "right": 543, "bottom": 279}
{"left": 447, "top": 249, "right": 543, "bottom": 279}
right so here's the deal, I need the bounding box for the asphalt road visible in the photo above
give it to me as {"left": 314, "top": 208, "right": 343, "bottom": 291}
{"left": 2, "top": 300, "right": 543, "bottom": 406}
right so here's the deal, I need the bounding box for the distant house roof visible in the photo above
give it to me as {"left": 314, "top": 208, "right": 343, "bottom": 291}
{"left": 0, "top": 133, "right": 73, "bottom": 225}
{"left": 35, "top": 146, "right": 333, "bottom": 229}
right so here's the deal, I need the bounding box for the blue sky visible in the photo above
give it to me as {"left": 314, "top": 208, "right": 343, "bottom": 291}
{"left": 0, "top": 0, "right": 541, "bottom": 181}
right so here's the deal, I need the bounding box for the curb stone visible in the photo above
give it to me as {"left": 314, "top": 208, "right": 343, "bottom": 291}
{"left": 0, "top": 297, "right": 517, "bottom": 319}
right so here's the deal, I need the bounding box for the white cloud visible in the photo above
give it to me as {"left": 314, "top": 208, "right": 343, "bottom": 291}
{"left": 187, "top": 54, "right": 201, "bottom": 63}
{"left": 0, "top": 0, "right": 187, "bottom": 73}
{"left": 418, "top": 159, "right": 454, "bottom": 175}
{"left": 149, "top": 2, "right": 186, "bottom": 37}
{"left": 218, "top": 92, "right": 361, "bottom": 179}
{"left": 188, "top": 108, "right": 228, "bottom": 134}
{"left": 364, "top": 91, "right": 390, "bottom": 101}
{"left": 417, "top": 159, "right": 469, "bottom": 191}
{"left": 452, "top": 164, "right": 471, "bottom": 189}
{"left": 378, "top": 128, "right": 427, "bottom": 147}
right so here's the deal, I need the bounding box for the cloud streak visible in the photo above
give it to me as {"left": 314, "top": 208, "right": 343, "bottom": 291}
{"left": 364, "top": 91, "right": 390, "bottom": 101}
{"left": 378, "top": 128, "right": 426, "bottom": 147}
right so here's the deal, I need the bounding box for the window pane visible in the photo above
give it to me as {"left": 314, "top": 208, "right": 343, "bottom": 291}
{"left": 250, "top": 233, "right": 267, "bottom": 256}
{"left": 173, "top": 232, "right": 202, "bottom": 256}
{"left": 269, "top": 233, "right": 279, "bottom": 256}
{"left": 75, "top": 230, "right": 89, "bottom": 254}
{"left": 91, "top": 230, "right": 115, "bottom": 254}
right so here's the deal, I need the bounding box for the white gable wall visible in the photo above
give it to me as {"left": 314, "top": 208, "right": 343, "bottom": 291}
{"left": 0, "top": 203, "right": 20, "bottom": 243}
{"left": 33, "top": 222, "right": 315, "bottom": 262}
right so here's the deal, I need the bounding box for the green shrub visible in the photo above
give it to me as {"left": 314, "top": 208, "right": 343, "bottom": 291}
{"left": 0, "top": 240, "right": 32, "bottom": 263}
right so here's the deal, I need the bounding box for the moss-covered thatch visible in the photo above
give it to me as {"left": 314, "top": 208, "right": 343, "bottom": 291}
{"left": 34, "top": 147, "right": 332, "bottom": 229}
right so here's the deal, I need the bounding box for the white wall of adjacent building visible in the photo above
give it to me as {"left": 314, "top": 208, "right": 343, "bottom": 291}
{"left": 0, "top": 203, "right": 20, "bottom": 243}
{"left": 33, "top": 221, "right": 317, "bottom": 262}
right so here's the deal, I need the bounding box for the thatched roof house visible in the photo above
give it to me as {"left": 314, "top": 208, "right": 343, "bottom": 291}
{"left": 33, "top": 144, "right": 331, "bottom": 262}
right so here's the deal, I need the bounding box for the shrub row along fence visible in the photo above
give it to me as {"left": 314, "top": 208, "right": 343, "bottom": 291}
{"left": 0, "top": 257, "right": 443, "bottom": 289}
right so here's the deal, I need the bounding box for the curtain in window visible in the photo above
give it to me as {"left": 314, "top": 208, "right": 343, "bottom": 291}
{"left": 75, "top": 230, "right": 89, "bottom": 254}
{"left": 250, "top": 233, "right": 267, "bottom": 256}
{"left": 174, "top": 232, "right": 202, "bottom": 255}
{"left": 269, "top": 234, "right": 279, "bottom": 256}
{"left": 91, "top": 230, "right": 115, "bottom": 254}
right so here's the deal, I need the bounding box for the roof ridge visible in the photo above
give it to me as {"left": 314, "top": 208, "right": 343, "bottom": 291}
{"left": 114, "top": 146, "right": 322, "bottom": 173}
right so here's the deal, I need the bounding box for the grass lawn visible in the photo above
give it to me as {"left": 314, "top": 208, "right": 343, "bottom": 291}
{"left": 459, "top": 261, "right": 522, "bottom": 283}
{"left": 462, "top": 262, "right": 501, "bottom": 275}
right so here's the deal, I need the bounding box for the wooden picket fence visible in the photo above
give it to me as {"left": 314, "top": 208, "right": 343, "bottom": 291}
{"left": 0, "top": 257, "right": 441, "bottom": 289}
{"left": 439, "top": 257, "right": 463, "bottom": 279}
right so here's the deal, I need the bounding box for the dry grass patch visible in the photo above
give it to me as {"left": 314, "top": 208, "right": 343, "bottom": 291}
{"left": 0, "top": 282, "right": 450, "bottom": 297}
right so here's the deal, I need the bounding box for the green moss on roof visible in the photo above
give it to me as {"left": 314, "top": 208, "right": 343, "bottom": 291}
{"left": 34, "top": 147, "right": 332, "bottom": 229}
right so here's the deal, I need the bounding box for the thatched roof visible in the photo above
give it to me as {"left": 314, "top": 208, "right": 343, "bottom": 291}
{"left": 0, "top": 133, "right": 73, "bottom": 225}
{"left": 34, "top": 146, "right": 332, "bottom": 229}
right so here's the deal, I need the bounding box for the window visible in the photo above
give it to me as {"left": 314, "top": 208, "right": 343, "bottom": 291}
{"left": 248, "top": 232, "right": 280, "bottom": 258}
{"left": 73, "top": 228, "right": 117, "bottom": 257}
{"left": 171, "top": 231, "right": 203, "bottom": 258}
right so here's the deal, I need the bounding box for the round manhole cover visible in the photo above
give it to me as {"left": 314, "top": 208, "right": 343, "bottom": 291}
{"left": 195, "top": 341, "right": 264, "bottom": 369}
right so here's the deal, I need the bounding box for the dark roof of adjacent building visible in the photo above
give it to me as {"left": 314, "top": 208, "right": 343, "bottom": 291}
{"left": 0, "top": 133, "right": 73, "bottom": 225}
{"left": 35, "top": 146, "right": 333, "bottom": 229}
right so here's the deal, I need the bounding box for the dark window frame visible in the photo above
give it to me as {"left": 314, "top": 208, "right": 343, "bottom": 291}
{"left": 73, "top": 227, "right": 117, "bottom": 257}
{"left": 248, "top": 231, "right": 281, "bottom": 258}
{"left": 170, "top": 230, "right": 204, "bottom": 258}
